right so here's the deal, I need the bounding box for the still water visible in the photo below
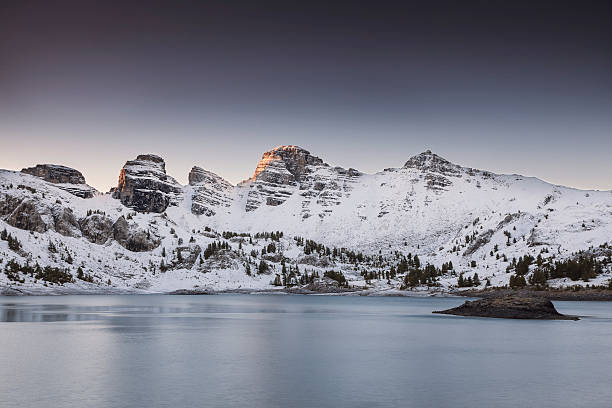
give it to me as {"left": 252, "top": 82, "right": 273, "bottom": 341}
{"left": 1, "top": 295, "right": 611, "bottom": 408}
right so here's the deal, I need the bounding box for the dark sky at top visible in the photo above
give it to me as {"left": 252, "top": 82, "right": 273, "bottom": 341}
{"left": 1, "top": 1, "right": 611, "bottom": 190}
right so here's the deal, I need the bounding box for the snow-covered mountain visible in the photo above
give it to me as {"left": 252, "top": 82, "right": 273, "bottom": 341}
{"left": 1, "top": 145, "right": 611, "bottom": 294}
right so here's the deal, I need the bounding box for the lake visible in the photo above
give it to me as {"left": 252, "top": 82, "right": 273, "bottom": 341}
{"left": 1, "top": 295, "right": 611, "bottom": 408}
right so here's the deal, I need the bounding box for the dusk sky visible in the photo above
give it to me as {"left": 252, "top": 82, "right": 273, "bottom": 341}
{"left": 1, "top": 0, "right": 611, "bottom": 191}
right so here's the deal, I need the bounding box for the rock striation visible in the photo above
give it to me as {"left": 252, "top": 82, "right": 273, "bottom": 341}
{"left": 112, "top": 154, "right": 182, "bottom": 213}
{"left": 188, "top": 166, "right": 233, "bottom": 216}
{"left": 21, "top": 164, "right": 97, "bottom": 198}
{"left": 433, "top": 295, "right": 579, "bottom": 320}
{"left": 245, "top": 145, "right": 361, "bottom": 217}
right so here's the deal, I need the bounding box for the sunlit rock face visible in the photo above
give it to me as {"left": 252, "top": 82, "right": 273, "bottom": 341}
{"left": 21, "top": 164, "right": 97, "bottom": 198}
{"left": 112, "top": 154, "right": 182, "bottom": 213}
{"left": 252, "top": 145, "right": 324, "bottom": 183}
{"left": 188, "top": 166, "right": 233, "bottom": 216}
{"left": 245, "top": 145, "right": 362, "bottom": 217}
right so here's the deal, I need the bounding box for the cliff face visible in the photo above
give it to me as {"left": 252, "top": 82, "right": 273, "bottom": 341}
{"left": 188, "top": 166, "right": 233, "bottom": 216}
{"left": 245, "top": 145, "right": 362, "bottom": 217}
{"left": 112, "top": 154, "right": 182, "bottom": 213}
{"left": 21, "top": 164, "right": 97, "bottom": 198}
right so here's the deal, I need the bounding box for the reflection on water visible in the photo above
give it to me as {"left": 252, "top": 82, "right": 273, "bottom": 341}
{"left": 1, "top": 295, "right": 612, "bottom": 408}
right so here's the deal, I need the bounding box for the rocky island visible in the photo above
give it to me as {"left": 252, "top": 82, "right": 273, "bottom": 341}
{"left": 433, "top": 295, "right": 579, "bottom": 320}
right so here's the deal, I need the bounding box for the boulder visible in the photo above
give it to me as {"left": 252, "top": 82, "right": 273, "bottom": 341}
{"left": 52, "top": 207, "right": 81, "bottom": 237}
{"left": 79, "top": 214, "right": 114, "bottom": 244}
{"left": 112, "top": 216, "right": 160, "bottom": 252}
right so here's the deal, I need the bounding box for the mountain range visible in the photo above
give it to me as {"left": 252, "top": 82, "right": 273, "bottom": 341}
{"left": 1, "top": 145, "right": 611, "bottom": 294}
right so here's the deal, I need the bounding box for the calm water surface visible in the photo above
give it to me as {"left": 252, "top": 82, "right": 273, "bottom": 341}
{"left": 1, "top": 295, "right": 611, "bottom": 408}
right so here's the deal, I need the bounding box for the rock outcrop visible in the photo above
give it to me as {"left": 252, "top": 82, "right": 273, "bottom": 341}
{"left": 433, "top": 295, "right": 579, "bottom": 320}
{"left": 3, "top": 197, "right": 81, "bottom": 237}
{"left": 79, "top": 214, "right": 114, "bottom": 244}
{"left": 188, "top": 166, "right": 233, "bottom": 216}
{"left": 5, "top": 199, "right": 49, "bottom": 233}
{"left": 173, "top": 244, "right": 203, "bottom": 269}
{"left": 112, "top": 154, "right": 182, "bottom": 213}
{"left": 51, "top": 207, "right": 81, "bottom": 237}
{"left": 112, "top": 216, "right": 160, "bottom": 252}
{"left": 21, "top": 164, "right": 97, "bottom": 198}
{"left": 245, "top": 145, "right": 361, "bottom": 217}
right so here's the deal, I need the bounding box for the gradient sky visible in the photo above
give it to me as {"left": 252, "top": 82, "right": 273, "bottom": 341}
{"left": 1, "top": 0, "right": 611, "bottom": 191}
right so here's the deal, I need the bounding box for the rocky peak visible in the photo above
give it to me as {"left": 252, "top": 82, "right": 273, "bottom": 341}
{"left": 252, "top": 145, "right": 325, "bottom": 183}
{"left": 402, "top": 150, "right": 463, "bottom": 192}
{"left": 188, "top": 166, "right": 229, "bottom": 187}
{"left": 21, "top": 164, "right": 97, "bottom": 198}
{"left": 112, "top": 154, "right": 182, "bottom": 213}
{"left": 403, "top": 150, "right": 461, "bottom": 176}
{"left": 22, "top": 164, "right": 85, "bottom": 184}
{"left": 245, "top": 145, "right": 361, "bottom": 214}
{"left": 188, "top": 166, "right": 233, "bottom": 216}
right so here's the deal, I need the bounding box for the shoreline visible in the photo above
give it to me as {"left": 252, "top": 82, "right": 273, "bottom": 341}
{"left": 454, "top": 287, "right": 612, "bottom": 301}
{"left": 3, "top": 284, "right": 612, "bottom": 300}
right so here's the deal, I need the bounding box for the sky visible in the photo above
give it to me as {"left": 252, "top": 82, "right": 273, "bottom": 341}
{"left": 1, "top": 0, "right": 611, "bottom": 191}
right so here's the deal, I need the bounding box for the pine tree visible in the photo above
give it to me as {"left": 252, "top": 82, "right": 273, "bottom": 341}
{"left": 509, "top": 274, "right": 527, "bottom": 288}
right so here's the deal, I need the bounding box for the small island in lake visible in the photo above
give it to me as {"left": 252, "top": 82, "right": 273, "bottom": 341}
{"left": 433, "top": 295, "right": 579, "bottom": 320}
